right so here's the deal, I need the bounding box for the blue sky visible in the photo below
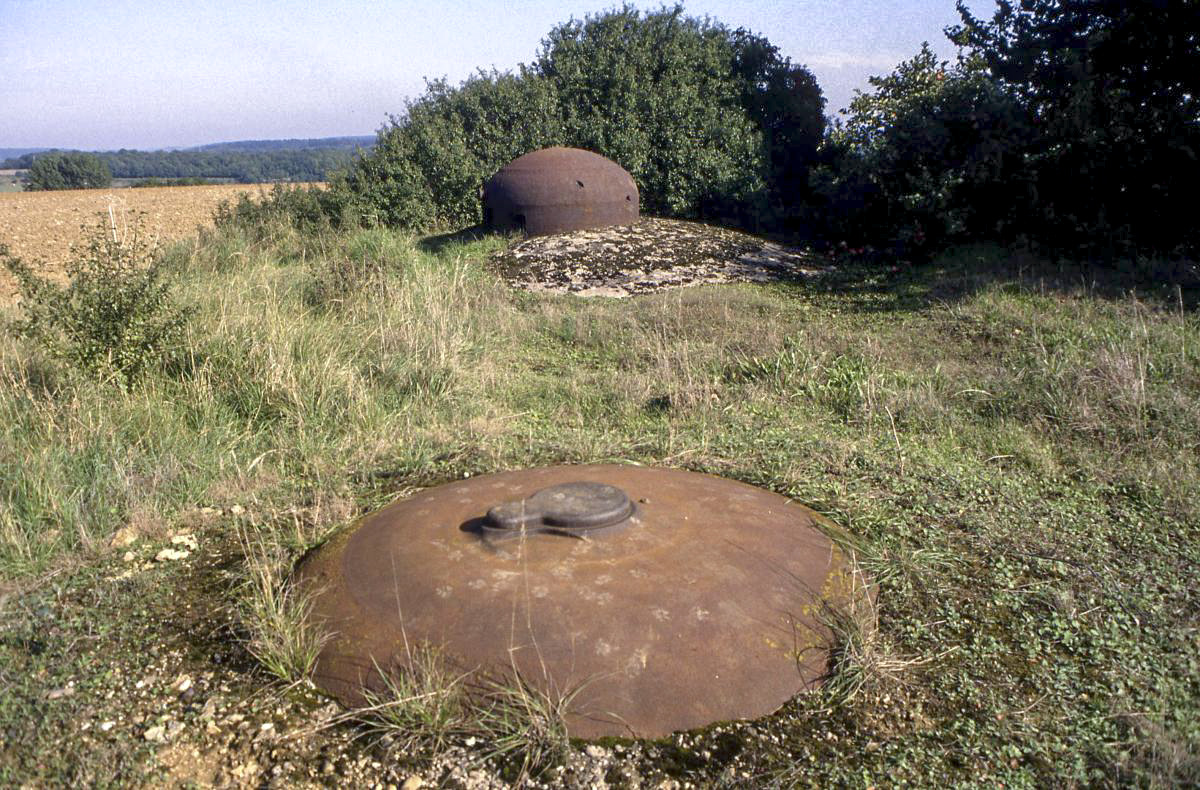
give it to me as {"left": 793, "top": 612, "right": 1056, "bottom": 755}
{"left": 0, "top": 0, "right": 993, "bottom": 150}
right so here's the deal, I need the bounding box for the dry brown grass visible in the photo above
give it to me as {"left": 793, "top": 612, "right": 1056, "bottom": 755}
{"left": 0, "top": 184, "right": 264, "bottom": 303}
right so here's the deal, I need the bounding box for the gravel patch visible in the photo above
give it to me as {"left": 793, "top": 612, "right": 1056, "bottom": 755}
{"left": 492, "top": 217, "right": 827, "bottom": 297}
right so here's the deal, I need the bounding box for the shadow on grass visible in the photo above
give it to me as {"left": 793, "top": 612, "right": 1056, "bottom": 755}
{"left": 795, "top": 244, "right": 1200, "bottom": 315}
{"left": 416, "top": 224, "right": 497, "bottom": 255}
{"left": 419, "top": 222, "right": 1199, "bottom": 315}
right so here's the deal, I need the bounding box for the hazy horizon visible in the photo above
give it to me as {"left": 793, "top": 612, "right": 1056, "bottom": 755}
{"left": 1, "top": 0, "right": 992, "bottom": 151}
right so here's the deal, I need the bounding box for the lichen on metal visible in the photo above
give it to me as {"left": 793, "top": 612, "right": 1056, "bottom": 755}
{"left": 296, "top": 464, "right": 859, "bottom": 739}
{"left": 482, "top": 147, "right": 639, "bottom": 236}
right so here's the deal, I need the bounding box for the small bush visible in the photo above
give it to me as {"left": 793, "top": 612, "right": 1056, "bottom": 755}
{"left": 1, "top": 217, "right": 189, "bottom": 386}
{"left": 302, "top": 251, "right": 387, "bottom": 309}
{"left": 301, "top": 228, "right": 413, "bottom": 309}
{"left": 214, "top": 183, "right": 359, "bottom": 237}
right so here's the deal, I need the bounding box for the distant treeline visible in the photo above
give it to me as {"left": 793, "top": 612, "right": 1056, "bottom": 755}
{"left": 128, "top": 177, "right": 226, "bottom": 187}
{"left": 188, "top": 136, "right": 374, "bottom": 153}
{"left": 1, "top": 145, "right": 370, "bottom": 183}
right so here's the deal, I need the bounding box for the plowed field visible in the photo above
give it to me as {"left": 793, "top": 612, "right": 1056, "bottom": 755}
{"left": 0, "top": 184, "right": 264, "bottom": 302}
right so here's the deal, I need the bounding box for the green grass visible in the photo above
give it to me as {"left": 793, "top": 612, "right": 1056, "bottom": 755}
{"left": 1, "top": 219, "right": 1197, "bottom": 786}
{"left": 343, "top": 643, "right": 576, "bottom": 781}
{"left": 233, "top": 520, "right": 331, "bottom": 684}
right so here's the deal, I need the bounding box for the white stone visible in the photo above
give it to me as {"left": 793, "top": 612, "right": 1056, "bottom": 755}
{"left": 109, "top": 526, "right": 139, "bottom": 548}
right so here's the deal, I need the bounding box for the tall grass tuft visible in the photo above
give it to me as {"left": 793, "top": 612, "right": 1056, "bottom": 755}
{"left": 234, "top": 522, "right": 330, "bottom": 683}
{"left": 352, "top": 644, "right": 473, "bottom": 759}
{"left": 0, "top": 219, "right": 511, "bottom": 577}
{"left": 476, "top": 668, "right": 580, "bottom": 782}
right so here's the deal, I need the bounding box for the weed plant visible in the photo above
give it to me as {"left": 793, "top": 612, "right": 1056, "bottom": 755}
{"left": 351, "top": 645, "right": 474, "bottom": 760}
{"left": 2, "top": 218, "right": 189, "bottom": 386}
{"left": 475, "top": 668, "right": 579, "bottom": 782}
{"left": 337, "top": 647, "right": 575, "bottom": 780}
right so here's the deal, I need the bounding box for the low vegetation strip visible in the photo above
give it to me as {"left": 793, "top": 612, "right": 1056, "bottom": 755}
{"left": 0, "top": 184, "right": 262, "bottom": 302}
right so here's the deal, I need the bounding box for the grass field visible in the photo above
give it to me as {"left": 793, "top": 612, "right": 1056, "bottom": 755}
{"left": 0, "top": 212, "right": 1197, "bottom": 787}
{"left": 0, "top": 170, "right": 27, "bottom": 194}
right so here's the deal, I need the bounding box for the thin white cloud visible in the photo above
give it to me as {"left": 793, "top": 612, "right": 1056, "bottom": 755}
{"left": 804, "top": 51, "right": 911, "bottom": 70}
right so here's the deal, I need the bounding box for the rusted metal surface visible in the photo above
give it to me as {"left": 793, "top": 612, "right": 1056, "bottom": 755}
{"left": 482, "top": 147, "right": 639, "bottom": 236}
{"left": 297, "top": 465, "right": 857, "bottom": 739}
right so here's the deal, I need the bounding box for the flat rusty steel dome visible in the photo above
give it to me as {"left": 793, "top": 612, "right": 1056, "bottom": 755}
{"left": 482, "top": 147, "right": 639, "bottom": 236}
{"left": 297, "top": 465, "right": 857, "bottom": 739}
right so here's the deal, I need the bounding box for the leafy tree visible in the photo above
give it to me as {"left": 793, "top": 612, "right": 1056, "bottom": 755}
{"left": 26, "top": 152, "right": 112, "bottom": 190}
{"left": 729, "top": 30, "right": 826, "bottom": 229}
{"left": 950, "top": 0, "right": 1200, "bottom": 256}
{"left": 342, "top": 5, "right": 826, "bottom": 233}
{"left": 346, "top": 69, "right": 562, "bottom": 229}
{"left": 535, "top": 5, "right": 766, "bottom": 221}
{"left": 810, "top": 45, "right": 1030, "bottom": 253}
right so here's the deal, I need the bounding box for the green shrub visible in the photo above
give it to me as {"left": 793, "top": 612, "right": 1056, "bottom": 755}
{"left": 346, "top": 69, "right": 563, "bottom": 230}
{"left": 1, "top": 219, "right": 189, "bottom": 386}
{"left": 952, "top": 0, "right": 1200, "bottom": 258}
{"left": 810, "top": 3, "right": 1200, "bottom": 260}
{"left": 536, "top": 5, "right": 767, "bottom": 220}
{"left": 809, "top": 45, "right": 1030, "bottom": 254}
{"left": 729, "top": 29, "right": 827, "bottom": 230}
{"left": 25, "top": 151, "right": 112, "bottom": 190}
{"left": 214, "top": 183, "right": 359, "bottom": 236}
{"left": 342, "top": 5, "right": 824, "bottom": 233}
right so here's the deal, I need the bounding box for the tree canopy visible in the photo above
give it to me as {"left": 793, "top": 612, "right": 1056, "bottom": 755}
{"left": 810, "top": 45, "right": 1031, "bottom": 253}
{"left": 26, "top": 152, "right": 112, "bottom": 191}
{"left": 342, "top": 4, "right": 826, "bottom": 232}
{"left": 949, "top": 0, "right": 1200, "bottom": 256}
{"left": 7, "top": 147, "right": 359, "bottom": 185}
{"left": 255, "top": 1, "right": 1198, "bottom": 263}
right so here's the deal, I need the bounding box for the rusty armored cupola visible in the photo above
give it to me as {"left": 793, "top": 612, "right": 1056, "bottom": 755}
{"left": 482, "top": 147, "right": 639, "bottom": 236}
{"left": 297, "top": 465, "right": 859, "bottom": 739}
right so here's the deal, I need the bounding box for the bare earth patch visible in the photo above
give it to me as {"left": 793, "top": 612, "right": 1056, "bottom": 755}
{"left": 0, "top": 184, "right": 263, "bottom": 303}
{"left": 491, "top": 217, "right": 827, "bottom": 297}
